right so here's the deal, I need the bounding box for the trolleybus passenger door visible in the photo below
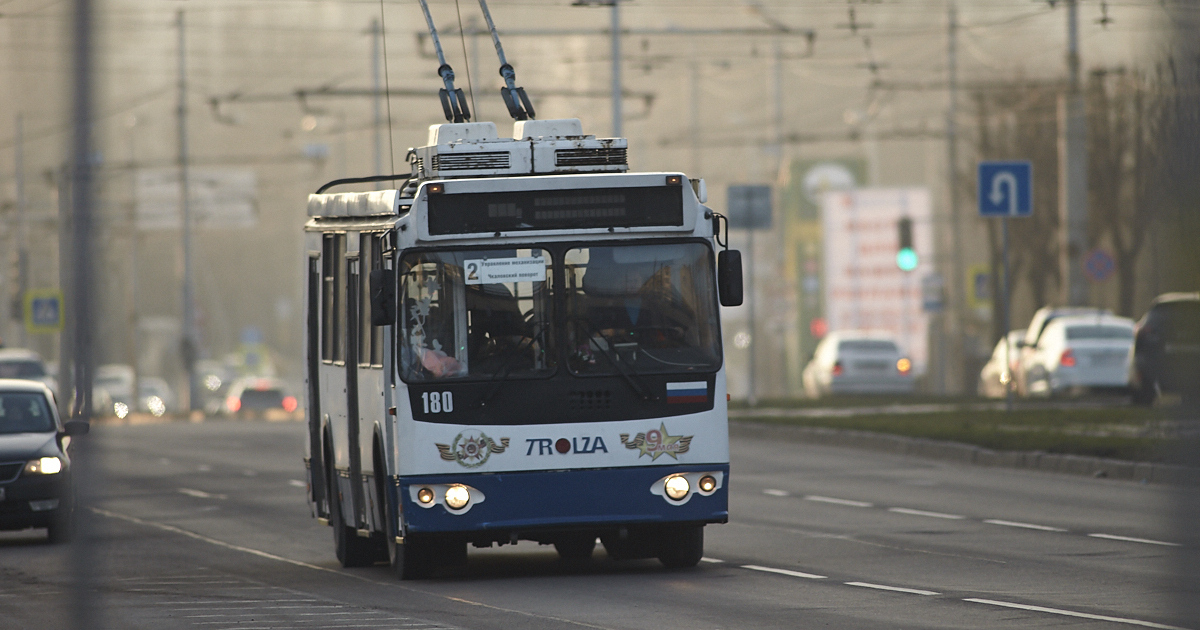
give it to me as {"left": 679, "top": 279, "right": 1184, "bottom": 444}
{"left": 344, "top": 255, "right": 365, "bottom": 530}
{"left": 305, "top": 254, "right": 328, "bottom": 518}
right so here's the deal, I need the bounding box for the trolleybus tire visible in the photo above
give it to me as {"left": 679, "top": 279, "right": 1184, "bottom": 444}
{"left": 554, "top": 533, "right": 597, "bottom": 561}
{"left": 657, "top": 525, "right": 704, "bottom": 569}
{"left": 330, "top": 467, "right": 376, "bottom": 568}
{"left": 389, "top": 534, "right": 434, "bottom": 580}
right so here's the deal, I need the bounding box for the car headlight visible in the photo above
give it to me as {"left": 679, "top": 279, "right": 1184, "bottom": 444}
{"left": 444, "top": 484, "right": 471, "bottom": 510}
{"left": 25, "top": 457, "right": 62, "bottom": 475}
{"left": 664, "top": 475, "right": 690, "bottom": 500}
{"left": 416, "top": 487, "right": 435, "bottom": 505}
{"left": 698, "top": 475, "right": 717, "bottom": 493}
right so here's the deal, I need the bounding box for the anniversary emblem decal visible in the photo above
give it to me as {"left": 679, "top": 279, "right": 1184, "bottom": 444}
{"left": 620, "top": 423, "right": 693, "bottom": 461}
{"left": 436, "top": 429, "right": 510, "bottom": 468}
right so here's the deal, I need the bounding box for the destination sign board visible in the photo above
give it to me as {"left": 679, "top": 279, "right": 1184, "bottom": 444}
{"left": 426, "top": 185, "right": 684, "bottom": 235}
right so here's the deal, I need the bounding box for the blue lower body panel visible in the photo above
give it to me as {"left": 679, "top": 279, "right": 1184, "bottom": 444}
{"left": 396, "top": 464, "right": 729, "bottom": 534}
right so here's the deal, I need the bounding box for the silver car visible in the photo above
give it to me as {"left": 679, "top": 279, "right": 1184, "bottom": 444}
{"left": 1023, "top": 314, "right": 1135, "bottom": 398}
{"left": 802, "top": 331, "right": 916, "bottom": 398}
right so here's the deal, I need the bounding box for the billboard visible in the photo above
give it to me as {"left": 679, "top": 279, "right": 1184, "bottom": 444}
{"left": 821, "top": 187, "right": 933, "bottom": 373}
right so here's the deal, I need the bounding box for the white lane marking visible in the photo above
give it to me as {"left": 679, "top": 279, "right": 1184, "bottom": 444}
{"left": 845, "top": 582, "right": 940, "bottom": 596}
{"left": 178, "top": 488, "right": 227, "bottom": 500}
{"left": 742, "top": 564, "right": 827, "bottom": 579}
{"left": 700, "top": 557, "right": 725, "bottom": 563}
{"left": 1088, "top": 533, "right": 1181, "bottom": 547}
{"left": 197, "top": 464, "right": 212, "bottom": 472}
{"left": 983, "top": 519, "right": 1066, "bottom": 532}
{"left": 289, "top": 479, "right": 307, "bottom": 488}
{"left": 804, "top": 495, "right": 874, "bottom": 508}
{"left": 964, "top": 598, "right": 1189, "bottom": 630}
{"left": 887, "top": 507, "right": 965, "bottom": 520}
{"left": 93, "top": 508, "right": 614, "bottom": 630}
{"left": 763, "top": 489, "right": 790, "bottom": 497}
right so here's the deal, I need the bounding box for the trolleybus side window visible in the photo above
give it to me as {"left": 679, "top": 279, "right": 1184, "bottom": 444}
{"left": 398, "top": 249, "right": 555, "bottom": 381}
{"left": 321, "top": 233, "right": 347, "bottom": 363}
{"left": 359, "top": 233, "right": 385, "bottom": 367}
{"left": 565, "top": 243, "right": 721, "bottom": 375}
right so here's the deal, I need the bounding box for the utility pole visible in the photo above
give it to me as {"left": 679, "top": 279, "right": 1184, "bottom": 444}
{"left": 14, "top": 114, "right": 28, "bottom": 348}
{"left": 370, "top": 18, "right": 384, "bottom": 179}
{"left": 946, "top": 1, "right": 962, "bottom": 394}
{"left": 610, "top": 0, "right": 622, "bottom": 137}
{"left": 1060, "top": 0, "right": 1088, "bottom": 306}
{"left": 178, "top": 9, "right": 199, "bottom": 414}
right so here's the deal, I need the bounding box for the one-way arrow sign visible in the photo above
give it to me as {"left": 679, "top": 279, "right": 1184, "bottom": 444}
{"left": 978, "top": 161, "right": 1032, "bottom": 218}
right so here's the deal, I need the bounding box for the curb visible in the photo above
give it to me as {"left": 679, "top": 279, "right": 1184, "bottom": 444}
{"left": 729, "top": 420, "right": 1198, "bottom": 485}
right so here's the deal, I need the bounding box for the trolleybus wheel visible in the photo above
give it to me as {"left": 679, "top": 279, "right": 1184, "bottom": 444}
{"left": 389, "top": 533, "right": 434, "bottom": 580}
{"left": 657, "top": 525, "right": 703, "bottom": 569}
{"left": 554, "top": 533, "right": 596, "bottom": 561}
{"left": 329, "top": 467, "right": 376, "bottom": 568}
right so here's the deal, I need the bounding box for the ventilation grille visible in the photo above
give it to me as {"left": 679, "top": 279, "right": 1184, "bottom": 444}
{"left": 0, "top": 462, "right": 23, "bottom": 483}
{"left": 555, "top": 148, "right": 628, "bottom": 167}
{"left": 568, "top": 390, "right": 613, "bottom": 411}
{"left": 431, "top": 151, "right": 511, "bottom": 171}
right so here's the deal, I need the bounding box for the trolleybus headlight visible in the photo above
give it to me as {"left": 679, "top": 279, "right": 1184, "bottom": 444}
{"left": 444, "top": 484, "right": 470, "bottom": 510}
{"left": 664, "top": 475, "right": 690, "bottom": 501}
{"left": 416, "top": 487, "right": 435, "bottom": 505}
{"left": 698, "top": 475, "right": 717, "bottom": 494}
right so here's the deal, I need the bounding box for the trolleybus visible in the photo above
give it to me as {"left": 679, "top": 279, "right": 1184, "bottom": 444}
{"left": 303, "top": 2, "right": 742, "bottom": 579}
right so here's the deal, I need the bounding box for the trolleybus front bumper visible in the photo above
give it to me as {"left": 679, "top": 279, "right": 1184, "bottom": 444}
{"left": 397, "top": 463, "right": 728, "bottom": 535}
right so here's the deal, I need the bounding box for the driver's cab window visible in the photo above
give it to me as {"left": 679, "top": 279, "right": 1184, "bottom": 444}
{"left": 399, "top": 249, "right": 554, "bottom": 381}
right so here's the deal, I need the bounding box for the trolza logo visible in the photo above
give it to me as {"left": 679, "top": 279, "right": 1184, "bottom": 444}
{"left": 620, "top": 423, "right": 692, "bottom": 460}
{"left": 436, "top": 430, "right": 510, "bottom": 468}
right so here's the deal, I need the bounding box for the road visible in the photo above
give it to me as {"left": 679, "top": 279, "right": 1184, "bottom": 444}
{"left": 0, "top": 419, "right": 1189, "bottom": 630}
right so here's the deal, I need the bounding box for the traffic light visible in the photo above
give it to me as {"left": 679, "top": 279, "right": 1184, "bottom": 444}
{"left": 896, "top": 216, "right": 918, "bottom": 271}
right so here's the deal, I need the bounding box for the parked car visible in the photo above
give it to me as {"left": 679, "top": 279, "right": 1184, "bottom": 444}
{"left": 1015, "top": 306, "right": 1111, "bottom": 396}
{"left": 0, "top": 349, "right": 59, "bottom": 396}
{"left": 224, "top": 377, "right": 299, "bottom": 419}
{"left": 138, "top": 377, "right": 176, "bottom": 417}
{"left": 94, "top": 363, "right": 135, "bottom": 416}
{"left": 1130, "top": 292, "right": 1200, "bottom": 405}
{"left": 1022, "top": 314, "right": 1135, "bottom": 398}
{"left": 0, "top": 379, "right": 89, "bottom": 543}
{"left": 977, "top": 330, "right": 1025, "bottom": 399}
{"left": 802, "top": 331, "right": 915, "bottom": 398}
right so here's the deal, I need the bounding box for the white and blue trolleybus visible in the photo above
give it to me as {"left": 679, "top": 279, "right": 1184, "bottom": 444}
{"left": 303, "top": 1, "right": 743, "bottom": 579}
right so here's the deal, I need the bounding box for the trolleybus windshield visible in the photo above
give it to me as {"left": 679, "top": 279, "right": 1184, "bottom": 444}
{"left": 399, "top": 248, "right": 556, "bottom": 382}
{"left": 566, "top": 242, "right": 720, "bottom": 375}
{"left": 398, "top": 242, "right": 721, "bottom": 383}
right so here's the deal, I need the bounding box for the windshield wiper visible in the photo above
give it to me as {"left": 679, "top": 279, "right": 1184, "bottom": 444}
{"left": 578, "top": 320, "right": 657, "bottom": 402}
{"left": 476, "top": 321, "right": 548, "bottom": 408}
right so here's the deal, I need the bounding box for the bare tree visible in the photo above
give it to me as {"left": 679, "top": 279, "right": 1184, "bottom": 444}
{"left": 1085, "top": 68, "right": 1168, "bottom": 316}
{"left": 972, "top": 81, "right": 1063, "bottom": 344}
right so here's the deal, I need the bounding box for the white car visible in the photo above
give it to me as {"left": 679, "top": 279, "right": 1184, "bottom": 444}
{"left": 1023, "top": 314, "right": 1135, "bottom": 397}
{"left": 0, "top": 348, "right": 59, "bottom": 396}
{"left": 802, "top": 331, "right": 916, "bottom": 398}
{"left": 1016, "top": 306, "right": 1110, "bottom": 396}
{"left": 978, "top": 330, "right": 1024, "bottom": 399}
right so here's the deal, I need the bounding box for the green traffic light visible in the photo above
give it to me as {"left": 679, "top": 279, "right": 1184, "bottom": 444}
{"left": 896, "top": 247, "right": 919, "bottom": 271}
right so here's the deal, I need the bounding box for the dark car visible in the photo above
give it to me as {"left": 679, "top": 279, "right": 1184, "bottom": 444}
{"left": 1131, "top": 292, "right": 1200, "bottom": 405}
{"left": 224, "top": 377, "right": 299, "bottom": 420}
{"left": 0, "top": 379, "right": 88, "bottom": 543}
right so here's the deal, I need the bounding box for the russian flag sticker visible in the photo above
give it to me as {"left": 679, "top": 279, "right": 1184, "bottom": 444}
{"left": 666, "top": 381, "right": 708, "bottom": 404}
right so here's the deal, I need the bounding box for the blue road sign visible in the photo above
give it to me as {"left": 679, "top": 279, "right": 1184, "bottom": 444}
{"left": 978, "top": 161, "right": 1032, "bottom": 218}
{"left": 1084, "top": 248, "right": 1116, "bottom": 282}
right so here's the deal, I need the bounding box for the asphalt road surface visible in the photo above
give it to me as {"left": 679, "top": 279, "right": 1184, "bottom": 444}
{"left": 0, "top": 419, "right": 1189, "bottom": 630}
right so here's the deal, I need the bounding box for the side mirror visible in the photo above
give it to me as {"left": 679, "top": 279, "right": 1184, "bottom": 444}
{"left": 62, "top": 420, "right": 90, "bottom": 436}
{"left": 369, "top": 268, "right": 396, "bottom": 326}
{"left": 717, "top": 250, "right": 744, "bottom": 307}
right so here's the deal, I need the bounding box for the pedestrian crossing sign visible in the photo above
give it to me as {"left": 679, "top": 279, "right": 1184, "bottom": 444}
{"left": 24, "top": 289, "right": 64, "bottom": 334}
